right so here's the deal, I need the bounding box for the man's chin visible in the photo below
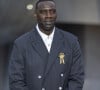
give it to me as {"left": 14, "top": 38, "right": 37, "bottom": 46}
{"left": 45, "top": 25, "right": 54, "bottom": 31}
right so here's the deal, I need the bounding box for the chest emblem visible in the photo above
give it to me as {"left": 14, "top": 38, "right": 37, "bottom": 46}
{"left": 58, "top": 52, "right": 65, "bottom": 64}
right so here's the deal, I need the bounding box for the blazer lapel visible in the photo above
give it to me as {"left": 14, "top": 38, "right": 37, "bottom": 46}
{"left": 44, "top": 28, "right": 64, "bottom": 76}
{"left": 30, "top": 27, "right": 48, "bottom": 60}
{"left": 29, "top": 27, "right": 50, "bottom": 82}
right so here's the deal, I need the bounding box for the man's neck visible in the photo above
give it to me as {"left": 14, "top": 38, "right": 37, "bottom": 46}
{"left": 37, "top": 24, "right": 54, "bottom": 35}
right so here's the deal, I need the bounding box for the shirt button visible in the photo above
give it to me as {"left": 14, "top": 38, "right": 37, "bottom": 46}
{"left": 59, "top": 87, "right": 62, "bottom": 90}
{"left": 42, "top": 88, "right": 45, "bottom": 90}
{"left": 61, "top": 73, "right": 64, "bottom": 77}
{"left": 38, "top": 75, "right": 42, "bottom": 79}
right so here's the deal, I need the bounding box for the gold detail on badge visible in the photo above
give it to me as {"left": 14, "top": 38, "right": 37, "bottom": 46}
{"left": 58, "top": 53, "right": 65, "bottom": 64}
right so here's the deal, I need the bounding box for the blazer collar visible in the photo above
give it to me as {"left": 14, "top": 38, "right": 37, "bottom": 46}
{"left": 30, "top": 27, "right": 48, "bottom": 60}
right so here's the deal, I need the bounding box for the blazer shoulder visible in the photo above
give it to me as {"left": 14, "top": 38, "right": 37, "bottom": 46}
{"left": 56, "top": 27, "right": 77, "bottom": 41}
{"left": 14, "top": 30, "right": 33, "bottom": 45}
{"left": 56, "top": 28, "right": 80, "bottom": 52}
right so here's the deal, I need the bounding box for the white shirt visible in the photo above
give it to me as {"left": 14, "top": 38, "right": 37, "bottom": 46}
{"left": 36, "top": 24, "right": 55, "bottom": 53}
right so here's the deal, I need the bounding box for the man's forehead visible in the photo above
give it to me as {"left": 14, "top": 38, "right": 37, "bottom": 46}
{"left": 37, "top": 1, "right": 56, "bottom": 9}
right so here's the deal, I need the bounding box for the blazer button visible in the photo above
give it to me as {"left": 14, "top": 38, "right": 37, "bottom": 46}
{"left": 59, "top": 87, "right": 62, "bottom": 90}
{"left": 38, "top": 75, "right": 42, "bottom": 79}
{"left": 60, "top": 73, "right": 64, "bottom": 77}
{"left": 42, "top": 88, "right": 45, "bottom": 90}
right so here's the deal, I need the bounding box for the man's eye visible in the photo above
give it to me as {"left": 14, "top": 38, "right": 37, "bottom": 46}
{"left": 38, "top": 9, "right": 56, "bottom": 14}
{"left": 39, "top": 10, "right": 46, "bottom": 14}
{"left": 50, "top": 9, "right": 56, "bottom": 14}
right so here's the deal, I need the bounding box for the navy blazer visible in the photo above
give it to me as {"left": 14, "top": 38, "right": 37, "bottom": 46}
{"left": 9, "top": 27, "right": 84, "bottom": 90}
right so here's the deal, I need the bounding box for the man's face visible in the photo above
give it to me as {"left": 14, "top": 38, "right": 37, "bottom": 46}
{"left": 35, "top": 1, "right": 57, "bottom": 31}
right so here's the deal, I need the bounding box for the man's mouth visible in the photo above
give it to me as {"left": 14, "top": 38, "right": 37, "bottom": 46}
{"left": 45, "top": 21, "right": 54, "bottom": 24}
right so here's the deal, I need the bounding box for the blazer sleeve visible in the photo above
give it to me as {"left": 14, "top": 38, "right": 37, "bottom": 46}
{"left": 67, "top": 38, "right": 84, "bottom": 90}
{"left": 9, "top": 42, "right": 28, "bottom": 90}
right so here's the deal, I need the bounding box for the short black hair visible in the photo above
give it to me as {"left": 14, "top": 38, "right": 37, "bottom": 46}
{"left": 35, "top": 0, "right": 55, "bottom": 9}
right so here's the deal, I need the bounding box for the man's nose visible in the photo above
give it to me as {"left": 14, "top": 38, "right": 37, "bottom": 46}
{"left": 46, "top": 11, "right": 52, "bottom": 18}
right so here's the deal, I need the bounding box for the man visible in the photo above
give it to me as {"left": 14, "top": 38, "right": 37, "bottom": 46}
{"left": 9, "top": 0, "right": 84, "bottom": 90}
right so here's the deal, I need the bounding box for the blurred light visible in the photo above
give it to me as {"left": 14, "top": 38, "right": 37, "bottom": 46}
{"left": 26, "top": 4, "right": 33, "bottom": 10}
